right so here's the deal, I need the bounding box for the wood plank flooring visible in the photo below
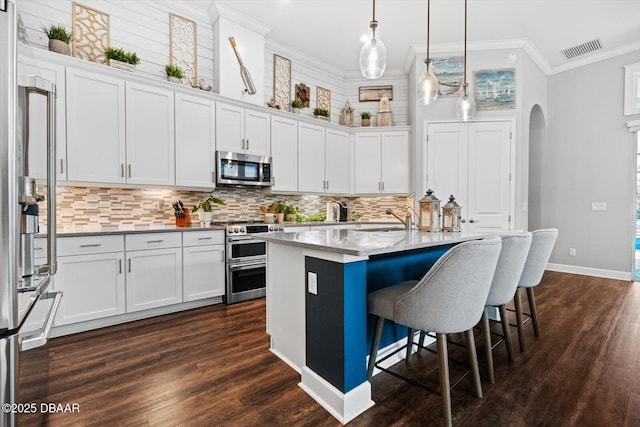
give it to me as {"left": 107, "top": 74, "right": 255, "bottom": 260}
{"left": 29, "top": 271, "right": 640, "bottom": 426}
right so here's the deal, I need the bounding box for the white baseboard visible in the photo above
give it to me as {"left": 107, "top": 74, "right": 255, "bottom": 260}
{"left": 269, "top": 347, "right": 302, "bottom": 374}
{"left": 546, "top": 263, "right": 632, "bottom": 281}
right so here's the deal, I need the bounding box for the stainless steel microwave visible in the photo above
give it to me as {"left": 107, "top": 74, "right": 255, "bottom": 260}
{"left": 216, "top": 151, "right": 272, "bottom": 187}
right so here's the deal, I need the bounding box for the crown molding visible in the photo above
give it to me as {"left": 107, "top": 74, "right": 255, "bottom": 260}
{"left": 549, "top": 40, "right": 640, "bottom": 75}
{"left": 209, "top": 1, "right": 272, "bottom": 35}
{"left": 266, "top": 39, "right": 347, "bottom": 81}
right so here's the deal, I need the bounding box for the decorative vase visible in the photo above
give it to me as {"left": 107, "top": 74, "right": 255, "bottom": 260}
{"left": 292, "top": 107, "right": 301, "bottom": 114}
{"left": 197, "top": 211, "right": 213, "bottom": 226}
{"left": 109, "top": 59, "right": 136, "bottom": 72}
{"left": 276, "top": 213, "right": 284, "bottom": 224}
{"left": 167, "top": 76, "right": 182, "bottom": 84}
{"left": 285, "top": 213, "right": 297, "bottom": 222}
{"left": 48, "top": 39, "right": 70, "bottom": 56}
{"left": 361, "top": 118, "right": 370, "bottom": 127}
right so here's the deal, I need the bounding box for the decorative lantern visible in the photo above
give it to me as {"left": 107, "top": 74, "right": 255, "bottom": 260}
{"left": 442, "top": 195, "right": 462, "bottom": 232}
{"left": 418, "top": 189, "right": 440, "bottom": 232}
{"left": 340, "top": 100, "right": 355, "bottom": 126}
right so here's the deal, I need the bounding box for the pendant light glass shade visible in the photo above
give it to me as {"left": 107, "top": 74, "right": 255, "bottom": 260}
{"left": 417, "top": 59, "right": 439, "bottom": 105}
{"left": 455, "top": 83, "right": 476, "bottom": 122}
{"left": 360, "top": 20, "right": 387, "bottom": 79}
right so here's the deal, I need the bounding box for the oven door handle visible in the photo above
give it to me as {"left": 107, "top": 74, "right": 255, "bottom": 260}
{"left": 19, "top": 290, "right": 63, "bottom": 352}
{"left": 229, "top": 262, "right": 265, "bottom": 270}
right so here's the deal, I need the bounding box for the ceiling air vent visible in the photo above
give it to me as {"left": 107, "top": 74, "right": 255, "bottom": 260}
{"left": 562, "top": 39, "right": 603, "bottom": 59}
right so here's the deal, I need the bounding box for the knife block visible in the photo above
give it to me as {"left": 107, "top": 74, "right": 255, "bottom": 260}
{"left": 175, "top": 211, "right": 192, "bottom": 227}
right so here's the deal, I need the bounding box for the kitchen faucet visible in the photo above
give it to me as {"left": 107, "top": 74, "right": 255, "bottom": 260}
{"left": 386, "top": 208, "right": 415, "bottom": 230}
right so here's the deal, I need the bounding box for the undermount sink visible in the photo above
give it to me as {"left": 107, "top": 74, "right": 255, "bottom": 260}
{"left": 355, "top": 227, "right": 405, "bottom": 233}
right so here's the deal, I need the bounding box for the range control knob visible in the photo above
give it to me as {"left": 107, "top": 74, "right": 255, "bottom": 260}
{"left": 227, "top": 227, "right": 234, "bottom": 234}
{"left": 240, "top": 227, "right": 246, "bottom": 233}
{"left": 234, "top": 227, "right": 240, "bottom": 233}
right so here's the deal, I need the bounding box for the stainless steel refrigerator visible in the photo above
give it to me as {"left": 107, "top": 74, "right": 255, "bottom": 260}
{"left": 1, "top": 0, "right": 63, "bottom": 426}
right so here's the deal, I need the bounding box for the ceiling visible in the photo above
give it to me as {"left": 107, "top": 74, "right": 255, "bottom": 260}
{"left": 211, "top": 0, "right": 640, "bottom": 76}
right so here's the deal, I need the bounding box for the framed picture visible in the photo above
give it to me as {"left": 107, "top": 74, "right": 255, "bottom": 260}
{"left": 473, "top": 68, "right": 516, "bottom": 110}
{"left": 170, "top": 14, "right": 198, "bottom": 87}
{"left": 359, "top": 85, "right": 393, "bottom": 102}
{"left": 316, "top": 86, "right": 331, "bottom": 114}
{"left": 295, "top": 83, "right": 310, "bottom": 108}
{"left": 432, "top": 56, "right": 464, "bottom": 96}
{"left": 273, "top": 54, "right": 291, "bottom": 110}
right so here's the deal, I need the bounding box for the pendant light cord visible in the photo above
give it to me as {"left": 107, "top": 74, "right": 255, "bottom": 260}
{"left": 426, "top": 0, "right": 431, "bottom": 61}
{"left": 463, "top": 0, "right": 468, "bottom": 84}
{"left": 373, "top": 0, "right": 376, "bottom": 21}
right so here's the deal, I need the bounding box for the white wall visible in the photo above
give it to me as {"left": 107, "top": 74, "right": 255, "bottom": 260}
{"left": 17, "top": 0, "right": 214, "bottom": 83}
{"left": 544, "top": 49, "right": 640, "bottom": 277}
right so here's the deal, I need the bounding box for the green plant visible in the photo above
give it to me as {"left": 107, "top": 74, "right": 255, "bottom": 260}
{"left": 350, "top": 210, "right": 362, "bottom": 221}
{"left": 192, "top": 194, "right": 225, "bottom": 213}
{"left": 165, "top": 64, "right": 183, "bottom": 79}
{"left": 290, "top": 98, "right": 304, "bottom": 109}
{"left": 270, "top": 201, "right": 287, "bottom": 214}
{"left": 104, "top": 47, "right": 140, "bottom": 65}
{"left": 283, "top": 204, "right": 299, "bottom": 215}
{"left": 42, "top": 24, "right": 73, "bottom": 43}
{"left": 313, "top": 107, "right": 329, "bottom": 117}
{"left": 360, "top": 111, "right": 371, "bottom": 120}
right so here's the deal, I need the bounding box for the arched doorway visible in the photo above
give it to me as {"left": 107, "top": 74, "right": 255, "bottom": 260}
{"left": 528, "top": 104, "right": 546, "bottom": 230}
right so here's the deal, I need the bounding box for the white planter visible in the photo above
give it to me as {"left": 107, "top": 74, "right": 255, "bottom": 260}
{"left": 197, "top": 211, "right": 213, "bottom": 226}
{"left": 109, "top": 59, "right": 136, "bottom": 72}
{"left": 167, "top": 76, "right": 182, "bottom": 84}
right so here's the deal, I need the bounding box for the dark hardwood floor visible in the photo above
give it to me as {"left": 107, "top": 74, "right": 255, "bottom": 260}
{"left": 30, "top": 271, "right": 640, "bottom": 426}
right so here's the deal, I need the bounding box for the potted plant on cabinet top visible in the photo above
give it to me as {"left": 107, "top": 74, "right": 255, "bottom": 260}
{"left": 192, "top": 194, "right": 225, "bottom": 226}
{"left": 313, "top": 107, "right": 330, "bottom": 121}
{"left": 104, "top": 47, "right": 140, "bottom": 71}
{"left": 290, "top": 98, "right": 304, "bottom": 114}
{"left": 165, "top": 64, "right": 183, "bottom": 84}
{"left": 42, "top": 24, "right": 73, "bottom": 56}
{"left": 360, "top": 112, "right": 371, "bottom": 127}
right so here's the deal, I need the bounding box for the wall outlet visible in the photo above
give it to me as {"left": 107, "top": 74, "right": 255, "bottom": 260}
{"left": 591, "top": 202, "right": 607, "bottom": 211}
{"left": 307, "top": 272, "right": 318, "bottom": 295}
{"left": 569, "top": 248, "right": 576, "bottom": 256}
{"left": 158, "top": 199, "right": 165, "bottom": 211}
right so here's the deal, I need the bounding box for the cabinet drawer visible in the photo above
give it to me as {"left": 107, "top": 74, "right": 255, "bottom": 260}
{"left": 126, "top": 232, "right": 181, "bottom": 251}
{"left": 183, "top": 230, "right": 225, "bottom": 247}
{"left": 58, "top": 235, "right": 125, "bottom": 256}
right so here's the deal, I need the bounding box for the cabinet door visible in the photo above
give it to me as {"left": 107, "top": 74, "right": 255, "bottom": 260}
{"left": 467, "top": 121, "right": 512, "bottom": 232}
{"left": 244, "top": 109, "right": 270, "bottom": 156}
{"left": 381, "top": 131, "right": 410, "bottom": 194}
{"left": 66, "top": 68, "right": 126, "bottom": 183}
{"left": 216, "top": 103, "right": 244, "bottom": 152}
{"left": 175, "top": 93, "right": 216, "bottom": 188}
{"left": 126, "top": 248, "right": 182, "bottom": 312}
{"left": 53, "top": 253, "right": 126, "bottom": 326}
{"left": 297, "top": 122, "right": 326, "bottom": 193}
{"left": 354, "top": 132, "right": 381, "bottom": 193}
{"left": 324, "top": 129, "right": 350, "bottom": 194}
{"left": 183, "top": 244, "right": 225, "bottom": 301}
{"left": 270, "top": 115, "right": 298, "bottom": 192}
{"left": 126, "top": 82, "right": 175, "bottom": 185}
{"left": 17, "top": 56, "right": 67, "bottom": 181}
{"left": 426, "top": 123, "right": 468, "bottom": 205}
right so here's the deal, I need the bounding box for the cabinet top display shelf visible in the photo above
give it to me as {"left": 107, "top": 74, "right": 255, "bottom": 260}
{"left": 18, "top": 44, "right": 409, "bottom": 133}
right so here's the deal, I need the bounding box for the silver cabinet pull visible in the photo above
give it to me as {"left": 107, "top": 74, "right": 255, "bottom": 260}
{"left": 121, "top": 164, "right": 125, "bottom": 177}
{"left": 246, "top": 139, "right": 249, "bottom": 149}
{"left": 146, "top": 239, "right": 164, "bottom": 244}
{"left": 119, "top": 259, "right": 122, "bottom": 274}
{"left": 128, "top": 164, "right": 132, "bottom": 178}
{"left": 128, "top": 258, "right": 132, "bottom": 273}
{"left": 212, "top": 171, "right": 215, "bottom": 183}
{"left": 198, "top": 237, "right": 213, "bottom": 240}
{"left": 241, "top": 138, "right": 245, "bottom": 149}
{"left": 80, "top": 243, "right": 101, "bottom": 248}
{"left": 326, "top": 180, "right": 329, "bottom": 190}
{"left": 60, "top": 158, "right": 64, "bottom": 174}
{"left": 469, "top": 219, "right": 479, "bottom": 223}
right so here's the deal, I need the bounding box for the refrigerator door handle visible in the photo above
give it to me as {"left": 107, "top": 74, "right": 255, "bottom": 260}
{"left": 19, "top": 290, "right": 63, "bottom": 352}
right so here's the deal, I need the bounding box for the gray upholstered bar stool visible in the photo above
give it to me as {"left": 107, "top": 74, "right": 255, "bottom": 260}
{"left": 513, "top": 228, "right": 559, "bottom": 351}
{"left": 367, "top": 236, "right": 502, "bottom": 427}
{"left": 480, "top": 232, "right": 532, "bottom": 384}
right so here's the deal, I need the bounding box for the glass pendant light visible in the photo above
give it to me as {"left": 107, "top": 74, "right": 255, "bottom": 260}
{"left": 359, "top": 0, "right": 387, "bottom": 79}
{"left": 455, "top": 0, "right": 476, "bottom": 121}
{"left": 417, "top": 0, "right": 439, "bottom": 105}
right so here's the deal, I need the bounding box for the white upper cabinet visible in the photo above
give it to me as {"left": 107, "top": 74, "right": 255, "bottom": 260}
{"left": 297, "top": 122, "right": 326, "bottom": 193}
{"left": 66, "top": 68, "right": 126, "bottom": 183}
{"left": 216, "top": 103, "right": 270, "bottom": 157}
{"left": 355, "top": 131, "right": 409, "bottom": 194}
{"left": 125, "top": 82, "right": 175, "bottom": 186}
{"left": 324, "top": 129, "right": 350, "bottom": 194}
{"left": 270, "top": 115, "right": 298, "bottom": 192}
{"left": 17, "top": 55, "right": 67, "bottom": 181}
{"left": 175, "top": 93, "right": 216, "bottom": 188}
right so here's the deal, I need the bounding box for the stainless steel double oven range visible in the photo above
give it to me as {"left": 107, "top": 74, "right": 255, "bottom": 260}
{"left": 224, "top": 223, "right": 283, "bottom": 304}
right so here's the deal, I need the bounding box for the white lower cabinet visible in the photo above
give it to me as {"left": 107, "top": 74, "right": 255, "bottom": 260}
{"left": 126, "top": 247, "right": 183, "bottom": 313}
{"left": 182, "top": 230, "right": 225, "bottom": 301}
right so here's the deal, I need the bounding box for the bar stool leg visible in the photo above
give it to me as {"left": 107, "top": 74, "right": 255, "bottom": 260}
{"left": 368, "top": 317, "right": 385, "bottom": 380}
{"left": 498, "top": 305, "right": 515, "bottom": 362}
{"left": 418, "top": 331, "right": 427, "bottom": 354}
{"left": 436, "top": 333, "right": 452, "bottom": 427}
{"left": 480, "top": 310, "right": 495, "bottom": 384}
{"left": 527, "top": 287, "right": 540, "bottom": 336}
{"left": 464, "top": 328, "right": 483, "bottom": 399}
{"left": 406, "top": 328, "right": 414, "bottom": 361}
{"left": 514, "top": 288, "right": 526, "bottom": 352}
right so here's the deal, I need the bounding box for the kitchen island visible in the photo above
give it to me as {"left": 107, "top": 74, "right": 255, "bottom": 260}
{"left": 255, "top": 228, "right": 491, "bottom": 423}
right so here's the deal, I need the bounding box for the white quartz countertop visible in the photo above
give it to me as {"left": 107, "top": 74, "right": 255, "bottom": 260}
{"left": 254, "top": 228, "right": 493, "bottom": 256}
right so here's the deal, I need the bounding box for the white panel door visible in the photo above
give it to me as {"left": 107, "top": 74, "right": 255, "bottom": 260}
{"left": 324, "top": 129, "right": 350, "bottom": 194}
{"left": 467, "top": 121, "right": 512, "bottom": 232}
{"left": 53, "top": 253, "right": 126, "bottom": 326}
{"left": 270, "top": 115, "right": 298, "bottom": 192}
{"left": 427, "top": 123, "right": 468, "bottom": 208}
{"left": 381, "top": 131, "right": 410, "bottom": 194}
{"left": 125, "top": 82, "right": 175, "bottom": 185}
{"left": 215, "top": 103, "right": 244, "bottom": 152}
{"left": 183, "top": 245, "right": 225, "bottom": 301}
{"left": 297, "top": 122, "right": 326, "bottom": 193}
{"left": 175, "top": 93, "right": 216, "bottom": 188}
{"left": 66, "top": 68, "right": 126, "bottom": 183}
{"left": 244, "top": 109, "right": 270, "bottom": 157}
{"left": 126, "top": 248, "right": 182, "bottom": 312}
{"left": 18, "top": 57, "right": 67, "bottom": 181}
{"left": 354, "top": 132, "right": 381, "bottom": 193}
